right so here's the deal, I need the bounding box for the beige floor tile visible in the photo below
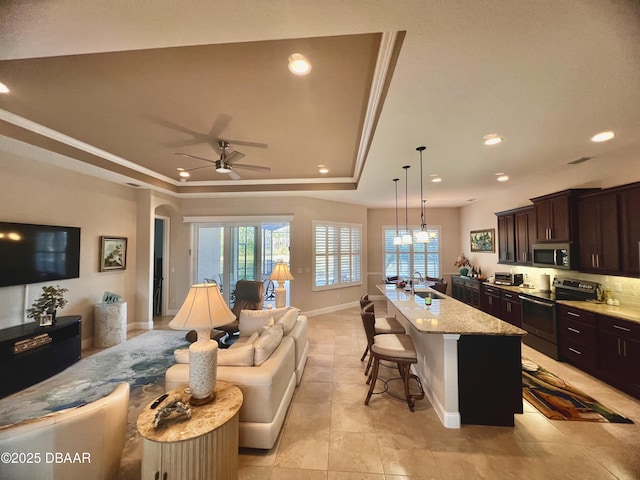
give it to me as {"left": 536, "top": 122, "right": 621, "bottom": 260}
{"left": 303, "top": 365, "right": 335, "bottom": 383}
{"left": 237, "top": 465, "right": 273, "bottom": 480}
{"left": 331, "top": 402, "right": 377, "bottom": 433}
{"left": 285, "top": 401, "right": 332, "bottom": 431}
{"left": 333, "top": 366, "right": 369, "bottom": 384}
{"left": 294, "top": 380, "right": 333, "bottom": 403}
{"left": 327, "top": 473, "right": 385, "bottom": 480}
{"left": 377, "top": 433, "right": 439, "bottom": 476}
{"left": 270, "top": 466, "right": 329, "bottom": 479}
{"left": 274, "top": 428, "right": 330, "bottom": 470}
{"left": 332, "top": 382, "right": 368, "bottom": 404}
{"left": 328, "top": 431, "right": 384, "bottom": 473}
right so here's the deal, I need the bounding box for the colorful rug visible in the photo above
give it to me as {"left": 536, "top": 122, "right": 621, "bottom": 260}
{"left": 522, "top": 359, "right": 633, "bottom": 424}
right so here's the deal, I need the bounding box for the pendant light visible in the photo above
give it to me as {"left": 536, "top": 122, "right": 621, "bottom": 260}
{"left": 402, "top": 165, "right": 413, "bottom": 244}
{"left": 393, "top": 178, "right": 402, "bottom": 245}
{"left": 415, "top": 146, "right": 430, "bottom": 243}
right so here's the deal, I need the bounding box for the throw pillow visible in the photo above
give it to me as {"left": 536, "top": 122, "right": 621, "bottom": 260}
{"left": 276, "top": 307, "right": 299, "bottom": 335}
{"left": 239, "top": 310, "right": 279, "bottom": 336}
{"left": 218, "top": 344, "right": 255, "bottom": 366}
{"left": 253, "top": 323, "right": 284, "bottom": 366}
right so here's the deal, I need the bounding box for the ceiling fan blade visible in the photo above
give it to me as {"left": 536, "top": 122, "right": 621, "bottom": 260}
{"left": 225, "top": 150, "right": 246, "bottom": 164}
{"left": 228, "top": 170, "right": 242, "bottom": 180}
{"left": 232, "top": 164, "right": 271, "bottom": 172}
{"left": 174, "top": 152, "right": 217, "bottom": 164}
{"left": 183, "top": 164, "right": 215, "bottom": 173}
{"left": 222, "top": 139, "right": 269, "bottom": 149}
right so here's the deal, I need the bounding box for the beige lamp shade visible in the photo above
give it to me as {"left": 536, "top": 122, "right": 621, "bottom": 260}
{"left": 169, "top": 283, "right": 235, "bottom": 331}
{"left": 269, "top": 262, "right": 294, "bottom": 282}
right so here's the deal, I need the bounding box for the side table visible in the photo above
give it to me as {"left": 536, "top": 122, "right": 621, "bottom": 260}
{"left": 94, "top": 302, "right": 127, "bottom": 347}
{"left": 137, "top": 381, "right": 243, "bottom": 480}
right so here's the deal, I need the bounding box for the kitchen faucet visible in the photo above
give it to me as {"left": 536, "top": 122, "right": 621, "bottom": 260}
{"left": 411, "top": 271, "right": 424, "bottom": 295}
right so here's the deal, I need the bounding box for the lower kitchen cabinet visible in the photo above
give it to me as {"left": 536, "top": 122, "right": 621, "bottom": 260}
{"left": 558, "top": 305, "right": 597, "bottom": 373}
{"left": 452, "top": 275, "right": 481, "bottom": 308}
{"left": 598, "top": 315, "right": 640, "bottom": 399}
{"left": 500, "top": 291, "right": 522, "bottom": 328}
{"left": 481, "top": 285, "right": 501, "bottom": 318}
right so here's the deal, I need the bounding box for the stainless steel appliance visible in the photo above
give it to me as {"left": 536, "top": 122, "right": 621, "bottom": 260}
{"left": 532, "top": 243, "right": 572, "bottom": 269}
{"left": 519, "top": 277, "right": 599, "bottom": 359}
{"left": 494, "top": 272, "right": 524, "bottom": 286}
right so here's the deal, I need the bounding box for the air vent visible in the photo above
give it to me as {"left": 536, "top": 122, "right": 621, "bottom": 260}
{"left": 568, "top": 156, "right": 593, "bottom": 165}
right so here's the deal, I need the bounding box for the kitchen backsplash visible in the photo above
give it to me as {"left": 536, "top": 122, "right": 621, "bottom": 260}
{"left": 515, "top": 266, "right": 640, "bottom": 310}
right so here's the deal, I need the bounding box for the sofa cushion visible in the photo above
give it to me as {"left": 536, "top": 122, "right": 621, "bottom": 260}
{"left": 275, "top": 308, "right": 298, "bottom": 335}
{"left": 253, "top": 324, "right": 284, "bottom": 366}
{"left": 239, "top": 310, "right": 278, "bottom": 336}
{"left": 218, "top": 343, "right": 255, "bottom": 366}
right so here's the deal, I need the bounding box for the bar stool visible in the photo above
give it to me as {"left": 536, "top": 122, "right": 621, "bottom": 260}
{"left": 361, "top": 304, "right": 424, "bottom": 412}
{"left": 359, "top": 294, "right": 405, "bottom": 376}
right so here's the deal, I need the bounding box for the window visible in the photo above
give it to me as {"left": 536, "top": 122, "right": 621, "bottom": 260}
{"left": 314, "top": 221, "right": 362, "bottom": 289}
{"left": 384, "top": 226, "right": 441, "bottom": 280}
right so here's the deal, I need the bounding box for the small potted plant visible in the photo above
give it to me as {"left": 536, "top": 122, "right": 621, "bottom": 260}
{"left": 27, "top": 285, "right": 69, "bottom": 326}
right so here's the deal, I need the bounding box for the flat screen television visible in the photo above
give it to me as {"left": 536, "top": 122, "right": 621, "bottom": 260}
{"left": 0, "top": 222, "right": 81, "bottom": 288}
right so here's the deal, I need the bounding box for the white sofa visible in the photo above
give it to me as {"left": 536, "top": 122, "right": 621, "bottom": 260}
{"left": 165, "top": 307, "right": 308, "bottom": 449}
{"left": 0, "top": 382, "right": 129, "bottom": 480}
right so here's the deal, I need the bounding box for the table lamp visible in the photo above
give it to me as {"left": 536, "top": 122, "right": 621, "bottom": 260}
{"left": 168, "top": 283, "right": 235, "bottom": 405}
{"left": 269, "top": 261, "right": 294, "bottom": 308}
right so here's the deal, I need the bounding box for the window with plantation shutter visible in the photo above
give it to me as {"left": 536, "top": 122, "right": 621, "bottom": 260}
{"left": 313, "top": 221, "right": 362, "bottom": 289}
{"left": 383, "top": 225, "right": 441, "bottom": 280}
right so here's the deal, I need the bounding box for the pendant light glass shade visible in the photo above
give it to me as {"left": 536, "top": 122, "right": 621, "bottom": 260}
{"left": 392, "top": 178, "right": 402, "bottom": 245}
{"left": 402, "top": 165, "right": 413, "bottom": 244}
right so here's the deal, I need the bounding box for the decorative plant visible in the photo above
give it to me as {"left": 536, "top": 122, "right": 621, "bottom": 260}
{"left": 26, "top": 285, "right": 69, "bottom": 319}
{"left": 454, "top": 253, "right": 471, "bottom": 269}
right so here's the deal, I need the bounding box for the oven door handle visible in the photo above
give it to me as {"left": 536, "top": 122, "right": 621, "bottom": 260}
{"left": 519, "top": 295, "right": 555, "bottom": 308}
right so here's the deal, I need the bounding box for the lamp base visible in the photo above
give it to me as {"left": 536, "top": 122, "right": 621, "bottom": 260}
{"left": 188, "top": 330, "right": 218, "bottom": 405}
{"left": 274, "top": 286, "right": 287, "bottom": 308}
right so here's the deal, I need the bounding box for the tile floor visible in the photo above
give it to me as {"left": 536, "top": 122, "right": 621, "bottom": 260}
{"left": 136, "top": 303, "right": 640, "bottom": 479}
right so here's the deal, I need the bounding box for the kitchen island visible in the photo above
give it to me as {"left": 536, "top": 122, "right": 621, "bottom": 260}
{"left": 377, "top": 284, "right": 526, "bottom": 428}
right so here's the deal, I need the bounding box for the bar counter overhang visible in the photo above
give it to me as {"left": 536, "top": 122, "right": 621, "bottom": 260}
{"left": 377, "top": 284, "right": 527, "bottom": 428}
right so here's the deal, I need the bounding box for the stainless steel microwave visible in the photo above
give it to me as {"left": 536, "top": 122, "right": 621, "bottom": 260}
{"left": 532, "top": 243, "right": 572, "bottom": 269}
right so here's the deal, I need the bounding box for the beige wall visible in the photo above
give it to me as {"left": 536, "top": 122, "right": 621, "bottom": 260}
{"left": 0, "top": 151, "right": 139, "bottom": 346}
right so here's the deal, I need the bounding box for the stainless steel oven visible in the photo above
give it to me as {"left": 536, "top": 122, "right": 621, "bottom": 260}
{"left": 519, "top": 294, "right": 558, "bottom": 358}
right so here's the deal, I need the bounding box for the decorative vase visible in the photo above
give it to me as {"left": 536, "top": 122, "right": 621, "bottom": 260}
{"left": 459, "top": 267, "right": 469, "bottom": 277}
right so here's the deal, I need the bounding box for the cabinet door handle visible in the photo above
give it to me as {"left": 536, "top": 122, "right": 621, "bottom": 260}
{"left": 568, "top": 327, "right": 581, "bottom": 334}
{"left": 155, "top": 473, "right": 160, "bottom": 480}
{"left": 613, "top": 324, "right": 631, "bottom": 332}
{"left": 507, "top": 302, "right": 512, "bottom": 313}
{"left": 163, "top": 474, "right": 168, "bottom": 480}
{"left": 569, "top": 347, "right": 582, "bottom": 355}
{"left": 567, "top": 311, "right": 580, "bottom": 318}
{"left": 618, "top": 338, "right": 621, "bottom": 355}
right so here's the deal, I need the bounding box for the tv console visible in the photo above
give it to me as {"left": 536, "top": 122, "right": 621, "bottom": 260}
{"left": 0, "top": 316, "right": 81, "bottom": 398}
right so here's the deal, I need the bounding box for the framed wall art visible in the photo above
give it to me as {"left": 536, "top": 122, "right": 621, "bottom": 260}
{"left": 100, "top": 236, "right": 127, "bottom": 271}
{"left": 470, "top": 229, "right": 495, "bottom": 253}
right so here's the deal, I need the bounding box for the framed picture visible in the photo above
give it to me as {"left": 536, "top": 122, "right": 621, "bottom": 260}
{"left": 470, "top": 229, "right": 495, "bottom": 252}
{"left": 100, "top": 236, "right": 127, "bottom": 271}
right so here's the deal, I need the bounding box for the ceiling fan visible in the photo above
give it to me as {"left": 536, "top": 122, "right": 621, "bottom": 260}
{"left": 175, "top": 140, "right": 270, "bottom": 180}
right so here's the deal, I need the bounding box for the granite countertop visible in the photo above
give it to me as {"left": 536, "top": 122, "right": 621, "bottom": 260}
{"left": 378, "top": 284, "right": 526, "bottom": 336}
{"left": 484, "top": 282, "right": 640, "bottom": 325}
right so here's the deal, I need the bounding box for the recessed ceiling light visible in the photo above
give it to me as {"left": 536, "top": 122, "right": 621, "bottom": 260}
{"left": 431, "top": 177, "right": 442, "bottom": 183}
{"left": 591, "top": 130, "right": 615, "bottom": 142}
{"left": 317, "top": 164, "right": 329, "bottom": 174}
{"left": 483, "top": 134, "right": 503, "bottom": 146}
{"left": 178, "top": 170, "right": 190, "bottom": 178}
{"left": 497, "top": 175, "right": 509, "bottom": 182}
{"left": 288, "top": 53, "right": 311, "bottom": 75}
{"left": 0, "top": 82, "right": 9, "bottom": 94}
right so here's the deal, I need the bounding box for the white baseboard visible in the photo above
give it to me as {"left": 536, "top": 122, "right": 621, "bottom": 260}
{"left": 303, "top": 300, "right": 359, "bottom": 318}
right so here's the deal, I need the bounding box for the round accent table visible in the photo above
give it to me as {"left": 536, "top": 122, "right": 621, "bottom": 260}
{"left": 137, "top": 381, "right": 243, "bottom": 480}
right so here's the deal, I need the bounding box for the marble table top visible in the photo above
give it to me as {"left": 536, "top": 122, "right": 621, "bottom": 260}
{"left": 137, "top": 380, "right": 243, "bottom": 443}
{"left": 378, "top": 284, "right": 526, "bottom": 336}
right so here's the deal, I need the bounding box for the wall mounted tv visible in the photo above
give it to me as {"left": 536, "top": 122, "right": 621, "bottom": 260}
{"left": 0, "top": 222, "right": 81, "bottom": 288}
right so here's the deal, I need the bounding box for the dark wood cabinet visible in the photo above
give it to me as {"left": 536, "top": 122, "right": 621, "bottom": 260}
{"left": 500, "top": 290, "right": 521, "bottom": 327}
{"left": 531, "top": 189, "right": 597, "bottom": 243}
{"left": 497, "top": 214, "right": 515, "bottom": 263}
{"left": 618, "top": 183, "right": 640, "bottom": 276}
{"left": 496, "top": 206, "right": 535, "bottom": 265}
{"left": 598, "top": 314, "right": 640, "bottom": 399}
{"left": 558, "top": 305, "right": 597, "bottom": 373}
{"left": 0, "top": 316, "right": 82, "bottom": 398}
{"left": 578, "top": 191, "right": 620, "bottom": 273}
{"left": 481, "top": 284, "right": 501, "bottom": 318}
{"left": 452, "top": 275, "right": 481, "bottom": 308}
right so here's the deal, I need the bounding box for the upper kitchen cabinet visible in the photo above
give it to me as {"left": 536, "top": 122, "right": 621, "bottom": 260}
{"left": 496, "top": 206, "right": 535, "bottom": 265}
{"left": 578, "top": 190, "right": 620, "bottom": 273}
{"left": 531, "top": 189, "right": 598, "bottom": 242}
{"left": 617, "top": 182, "right": 640, "bottom": 276}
